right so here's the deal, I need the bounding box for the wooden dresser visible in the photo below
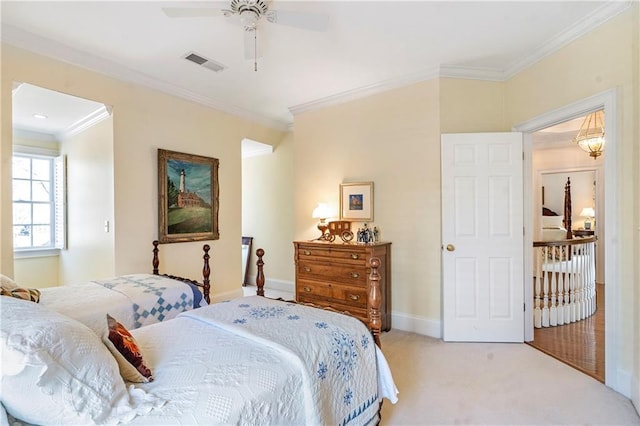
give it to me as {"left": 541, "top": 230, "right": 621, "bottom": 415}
{"left": 293, "top": 241, "right": 392, "bottom": 331}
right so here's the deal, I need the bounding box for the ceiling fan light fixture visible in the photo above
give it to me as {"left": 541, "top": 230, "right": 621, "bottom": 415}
{"left": 574, "top": 110, "right": 605, "bottom": 159}
{"left": 240, "top": 10, "right": 259, "bottom": 30}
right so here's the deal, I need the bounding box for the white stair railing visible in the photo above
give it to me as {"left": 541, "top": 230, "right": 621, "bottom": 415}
{"left": 533, "top": 237, "right": 597, "bottom": 328}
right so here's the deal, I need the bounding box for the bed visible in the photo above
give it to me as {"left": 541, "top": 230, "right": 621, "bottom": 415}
{"left": 0, "top": 241, "right": 211, "bottom": 335}
{"left": 1, "top": 249, "right": 398, "bottom": 425}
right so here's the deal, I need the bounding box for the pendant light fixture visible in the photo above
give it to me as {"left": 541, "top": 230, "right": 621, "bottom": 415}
{"left": 574, "top": 110, "right": 605, "bottom": 159}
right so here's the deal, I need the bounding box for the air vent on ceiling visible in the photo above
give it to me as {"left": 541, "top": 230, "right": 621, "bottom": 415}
{"left": 184, "top": 52, "right": 226, "bottom": 73}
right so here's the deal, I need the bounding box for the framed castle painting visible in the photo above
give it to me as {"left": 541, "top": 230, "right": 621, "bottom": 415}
{"left": 158, "top": 149, "right": 219, "bottom": 243}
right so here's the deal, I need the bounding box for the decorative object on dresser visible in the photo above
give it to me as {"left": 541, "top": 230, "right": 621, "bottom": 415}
{"left": 311, "top": 202, "right": 333, "bottom": 241}
{"left": 328, "top": 220, "right": 354, "bottom": 243}
{"left": 340, "top": 181, "right": 374, "bottom": 221}
{"left": 294, "top": 240, "right": 392, "bottom": 331}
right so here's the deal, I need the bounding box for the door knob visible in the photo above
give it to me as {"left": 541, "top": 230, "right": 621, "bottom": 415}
{"left": 446, "top": 244, "right": 455, "bottom": 252}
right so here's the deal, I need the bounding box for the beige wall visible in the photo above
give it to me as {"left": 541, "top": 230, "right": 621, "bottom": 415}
{"left": 242, "top": 132, "right": 295, "bottom": 286}
{"left": 1, "top": 44, "right": 287, "bottom": 297}
{"left": 294, "top": 79, "right": 443, "bottom": 334}
{"left": 60, "top": 116, "right": 115, "bottom": 284}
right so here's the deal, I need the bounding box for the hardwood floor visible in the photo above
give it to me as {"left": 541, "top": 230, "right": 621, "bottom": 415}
{"left": 527, "top": 283, "right": 605, "bottom": 383}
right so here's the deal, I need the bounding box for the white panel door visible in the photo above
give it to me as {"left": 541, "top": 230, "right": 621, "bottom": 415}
{"left": 441, "top": 132, "right": 524, "bottom": 342}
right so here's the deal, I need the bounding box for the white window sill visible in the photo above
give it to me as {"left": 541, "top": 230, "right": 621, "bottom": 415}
{"left": 14, "top": 248, "right": 61, "bottom": 259}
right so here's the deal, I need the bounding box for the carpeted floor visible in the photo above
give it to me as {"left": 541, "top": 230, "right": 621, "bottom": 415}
{"left": 379, "top": 329, "right": 640, "bottom": 425}
{"left": 244, "top": 285, "right": 639, "bottom": 425}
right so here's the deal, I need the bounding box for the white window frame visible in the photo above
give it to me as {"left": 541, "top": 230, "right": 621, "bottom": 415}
{"left": 12, "top": 145, "right": 66, "bottom": 258}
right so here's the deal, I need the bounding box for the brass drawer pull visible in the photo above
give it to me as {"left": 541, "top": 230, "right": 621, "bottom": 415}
{"left": 304, "top": 267, "right": 311, "bottom": 272}
{"left": 304, "top": 286, "right": 312, "bottom": 292}
{"left": 351, "top": 253, "right": 360, "bottom": 260}
{"left": 303, "top": 250, "right": 311, "bottom": 256}
{"left": 349, "top": 272, "right": 360, "bottom": 278}
{"left": 348, "top": 294, "right": 360, "bottom": 301}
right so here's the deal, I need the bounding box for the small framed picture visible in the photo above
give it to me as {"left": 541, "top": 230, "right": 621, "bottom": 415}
{"left": 340, "top": 182, "right": 373, "bottom": 221}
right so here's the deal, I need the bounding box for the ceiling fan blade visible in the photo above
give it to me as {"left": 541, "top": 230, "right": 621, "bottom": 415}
{"left": 243, "top": 30, "right": 263, "bottom": 60}
{"left": 162, "top": 7, "right": 226, "bottom": 18}
{"left": 266, "top": 9, "right": 329, "bottom": 31}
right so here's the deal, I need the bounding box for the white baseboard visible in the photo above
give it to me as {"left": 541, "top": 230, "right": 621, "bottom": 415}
{"left": 211, "top": 288, "right": 243, "bottom": 303}
{"left": 391, "top": 311, "right": 442, "bottom": 338}
{"left": 246, "top": 275, "right": 295, "bottom": 294}
{"left": 631, "top": 373, "right": 639, "bottom": 413}
{"left": 615, "top": 368, "right": 634, "bottom": 400}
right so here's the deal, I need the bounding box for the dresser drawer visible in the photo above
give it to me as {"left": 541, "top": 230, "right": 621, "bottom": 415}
{"left": 331, "top": 285, "right": 368, "bottom": 308}
{"left": 296, "top": 280, "right": 332, "bottom": 299}
{"left": 297, "top": 262, "right": 366, "bottom": 286}
{"left": 297, "top": 245, "right": 367, "bottom": 265}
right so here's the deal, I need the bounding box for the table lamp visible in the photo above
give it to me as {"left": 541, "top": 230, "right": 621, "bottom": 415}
{"left": 580, "top": 207, "right": 595, "bottom": 230}
{"left": 312, "top": 203, "right": 333, "bottom": 240}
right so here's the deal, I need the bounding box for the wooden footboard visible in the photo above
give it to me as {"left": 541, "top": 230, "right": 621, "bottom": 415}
{"left": 253, "top": 248, "right": 383, "bottom": 347}
{"left": 151, "top": 240, "right": 212, "bottom": 304}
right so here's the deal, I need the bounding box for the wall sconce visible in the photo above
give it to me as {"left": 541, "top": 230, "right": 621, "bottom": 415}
{"left": 580, "top": 207, "right": 595, "bottom": 230}
{"left": 312, "top": 203, "right": 333, "bottom": 241}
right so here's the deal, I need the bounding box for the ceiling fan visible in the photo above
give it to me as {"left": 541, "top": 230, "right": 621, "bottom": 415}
{"left": 162, "top": 0, "right": 329, "bottom": 69}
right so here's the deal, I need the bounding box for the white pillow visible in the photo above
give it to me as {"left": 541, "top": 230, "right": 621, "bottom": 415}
{"left": 0, "top": 274, "right": 19, "bottom": 291}
{"left": 542, "top": 215, "right": 565, "bottom": 229}
{"left": 0, "top": 296, "right": 163, "bottom": 424}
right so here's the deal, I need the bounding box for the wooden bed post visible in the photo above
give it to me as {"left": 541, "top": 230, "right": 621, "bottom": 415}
{"left": 564, "top": 177, "right": 573, "bottom": 239}
{"left": 152, "top": 240, "right": 160, "bottom": 275}
{"left": 203, "top": 244, "right": 211, "bottom": 304}
{"left": 368, "top": 257, "right": 382, "bottom": 347}
{"left": 256, "top": 248, "right": 265, "bottom": 297}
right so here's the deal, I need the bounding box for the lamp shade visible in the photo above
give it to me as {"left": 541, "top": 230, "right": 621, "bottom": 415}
{"left": 312, "top": 203, "right": 332, "bottom": 219}
{"left": 579, "top": 207, "right": 595, "bottom": 218}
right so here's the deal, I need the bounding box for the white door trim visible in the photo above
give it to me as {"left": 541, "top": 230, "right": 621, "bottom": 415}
{"left": 513, "top": 89, "right": 620, "bottom": 395}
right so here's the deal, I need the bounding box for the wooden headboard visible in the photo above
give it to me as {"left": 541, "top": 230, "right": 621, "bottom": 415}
{"left": 541, "top": 177, "right": 572, "bottom": 239}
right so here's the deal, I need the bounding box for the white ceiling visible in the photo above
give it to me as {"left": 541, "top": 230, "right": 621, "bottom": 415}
{"left": 2, "top": 1, "right": 627, "bottom": 133}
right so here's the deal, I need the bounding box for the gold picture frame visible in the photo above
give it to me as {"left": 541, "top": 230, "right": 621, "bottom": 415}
{"left": 158, "top": 149, "right": 219, "bottom": 243}
{"left": 340, "top": 182, "right": 374, "bottom": 221}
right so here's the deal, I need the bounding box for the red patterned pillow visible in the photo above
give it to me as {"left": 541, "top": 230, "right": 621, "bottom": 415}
{"left": 102, "top": 314, "right": 153, "bottom": 383}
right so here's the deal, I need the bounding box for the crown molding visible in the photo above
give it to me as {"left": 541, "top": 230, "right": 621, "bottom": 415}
{"left": 438, "top": 65, "right": 505, "bottom": 81}
{"left": 1, "top": 25, "right": 290, "bottom": 132}
{"left": 289, "top": 66, "right": 440, "bottom": 116}
{"left": 58, "top": 105, "right": 111, "bottom": 140}
{"left": 3, "top": 1, "right": 630, "bottom": 126}
{"left": 502, "top": 0, "right": 632, "bottom": 79}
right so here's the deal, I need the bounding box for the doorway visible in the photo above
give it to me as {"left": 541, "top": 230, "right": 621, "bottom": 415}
{"left": 515, "top": 89, "right": 619, "bottom": 393}
{"left": 528, "top": 125, "right": 605, "bottom": 382}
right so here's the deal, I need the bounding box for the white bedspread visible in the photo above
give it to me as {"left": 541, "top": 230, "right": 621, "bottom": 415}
{"left": 40, "top": 274, "right": 195, "bottom": 335}
{"left": 129, "top": 296, "right": 398, "bottom": 425}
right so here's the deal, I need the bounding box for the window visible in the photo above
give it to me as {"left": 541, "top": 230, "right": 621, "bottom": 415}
{"left": 12, "top": 151, "right": 66, "bottom": 252}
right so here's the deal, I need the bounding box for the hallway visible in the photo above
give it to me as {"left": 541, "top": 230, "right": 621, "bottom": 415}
{"left": 528, "top": 283, "right": 604, "bottom": 382}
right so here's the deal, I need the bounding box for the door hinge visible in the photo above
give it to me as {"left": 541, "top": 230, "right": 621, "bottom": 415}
{"left": 524, "top": 303, "right": 526, "bottom": 312}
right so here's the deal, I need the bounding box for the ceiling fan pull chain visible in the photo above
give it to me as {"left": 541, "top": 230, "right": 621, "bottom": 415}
{"left": 254, "top": 30, "right": 258, "bottom": 72}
